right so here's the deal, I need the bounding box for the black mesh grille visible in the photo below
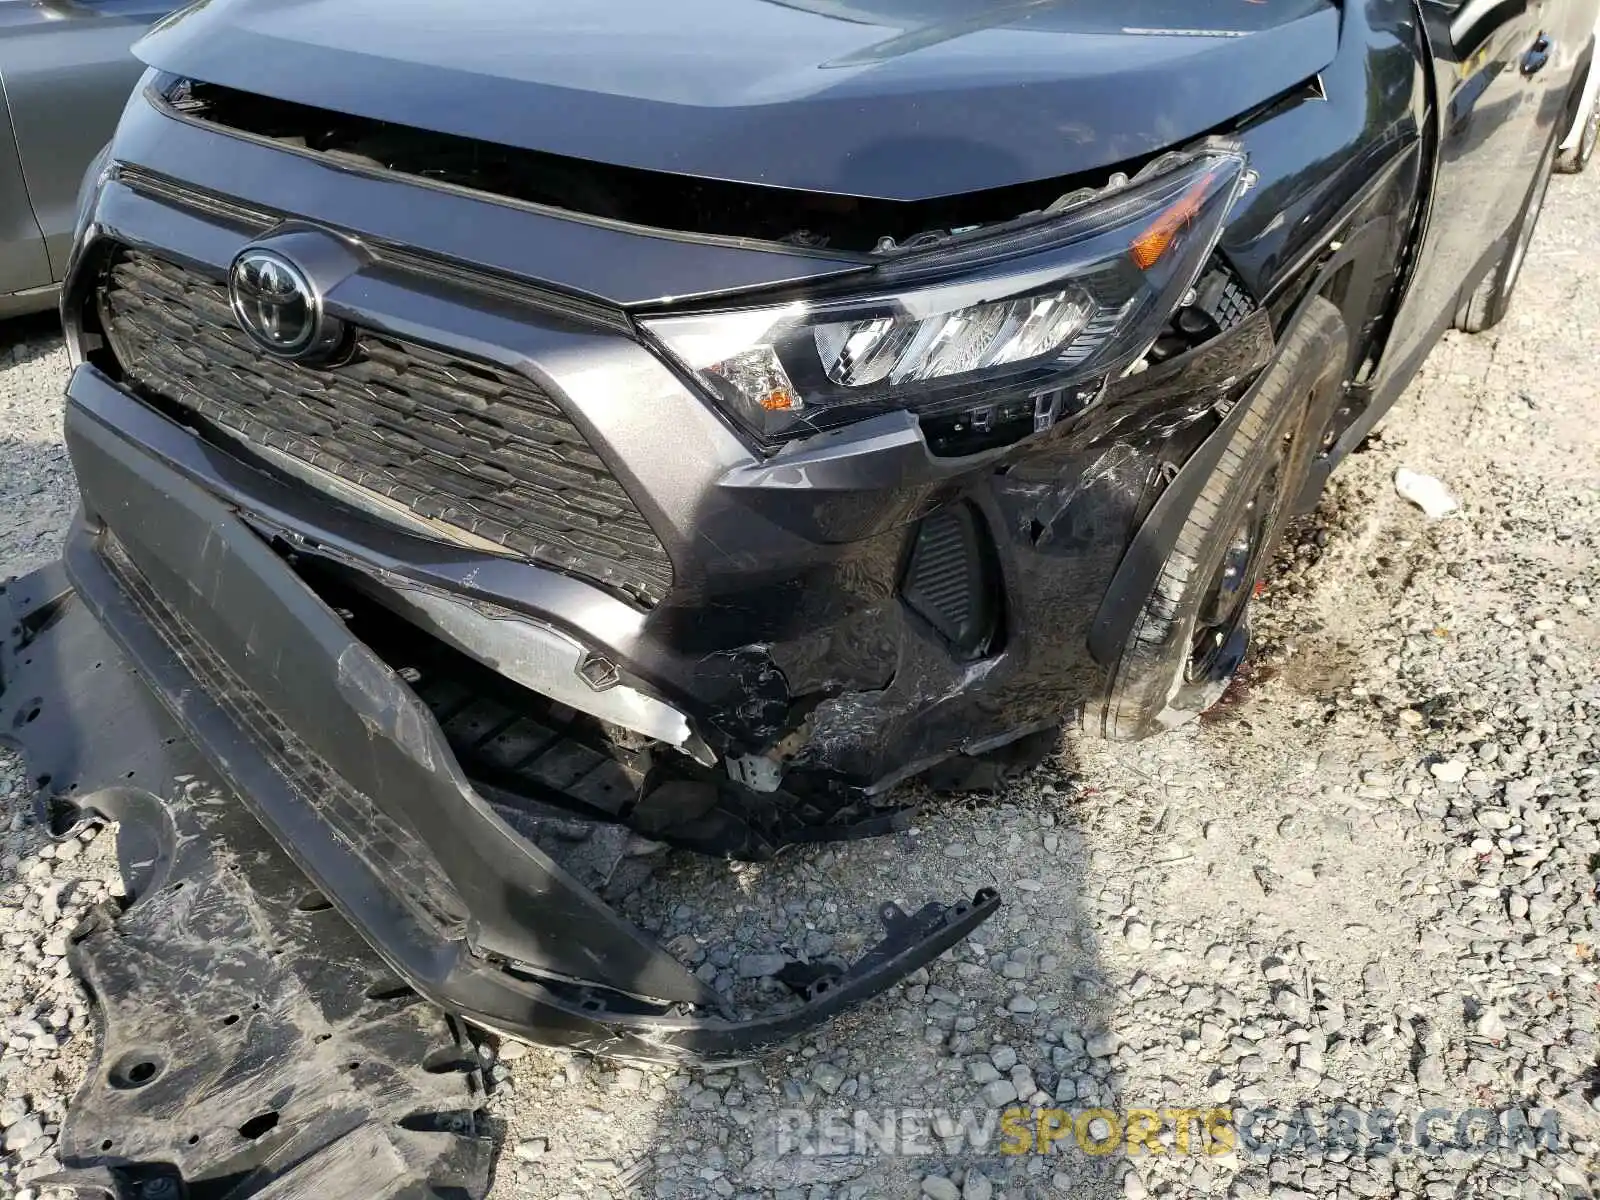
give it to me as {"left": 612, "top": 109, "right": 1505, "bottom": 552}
{"left": 97, "top": 249, "right": 673, "bottom": 606}
{"left": 900, "top": 504, "right": 997, "bottom": 658}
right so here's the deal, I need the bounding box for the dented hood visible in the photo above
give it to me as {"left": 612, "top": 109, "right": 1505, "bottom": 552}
{"left": 136, "top": 0, "right": 1340, "bottom": 202}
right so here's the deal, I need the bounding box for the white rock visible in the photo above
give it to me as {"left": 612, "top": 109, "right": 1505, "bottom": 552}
{"left": 3, "top": 1115, "right": 43, "bottom": 1152}
{"left": 1394, "top": 468, "right": 1459, "bottom": 518}
{"left": 1274, "top": 989, "right": 1311, "bottom": 1024}
{"left": 1474, "top": 1007, "right": 1507, "bottom": 1041}
{"left": 513, "top": 1137, "right": 548, "bottom": 1162}
{"left": 1430, "top": 760, "right": 1469, "bottom": 784}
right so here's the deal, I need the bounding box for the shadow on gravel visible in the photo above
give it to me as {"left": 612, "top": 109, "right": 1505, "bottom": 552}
{"left": 0, "top": 311, "right": 63, "bottom": 361}
{"left": 491, "top": 737, "right": 1121, "bottom": 1200}
{"left": 0, "top": 435, "right": 77, "bottom": 579}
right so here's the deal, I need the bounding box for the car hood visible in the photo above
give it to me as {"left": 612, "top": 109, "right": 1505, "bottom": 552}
{"left": 136, "top": 0, "right": 1340, "bottom": 202}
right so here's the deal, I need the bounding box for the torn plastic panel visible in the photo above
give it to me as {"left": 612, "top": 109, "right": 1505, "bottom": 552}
{"left": 343, "top": 574, "right": 718, "bottom": 768}
{"left": 0, "top": 568, "right": 494, "bottom": 1200}
{"left": 34, "top": 397, "right": 1001, "bottom": 1063}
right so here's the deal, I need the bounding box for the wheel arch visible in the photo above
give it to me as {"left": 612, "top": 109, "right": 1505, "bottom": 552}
{"left": 1090, "top": 294, "right": 1350, "bottom": 739}
{"left": 1086, "top": 287, "right": 1352, "bottom": 673}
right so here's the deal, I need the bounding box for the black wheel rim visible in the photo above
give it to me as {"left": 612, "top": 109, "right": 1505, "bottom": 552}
{"left": 1186, "top": 447, "right": 1287, "bottom": 684}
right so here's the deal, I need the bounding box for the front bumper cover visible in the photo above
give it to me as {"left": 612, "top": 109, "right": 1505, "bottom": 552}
{"left": 0, "top": 384, "right": 999, "bottom": 1064}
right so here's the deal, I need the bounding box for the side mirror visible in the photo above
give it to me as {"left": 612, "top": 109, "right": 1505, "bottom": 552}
{"left": 1424, "top": 0, "right": 1530, "bottom": 59}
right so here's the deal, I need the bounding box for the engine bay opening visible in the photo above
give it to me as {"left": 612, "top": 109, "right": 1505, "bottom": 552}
{"left": 158, "top": 75, "right": 1200, "bottom": 255}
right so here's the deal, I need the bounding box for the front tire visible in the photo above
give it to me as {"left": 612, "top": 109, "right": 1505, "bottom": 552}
{"left": 1095, "top": 297, "right": 1347, "bottom": 741}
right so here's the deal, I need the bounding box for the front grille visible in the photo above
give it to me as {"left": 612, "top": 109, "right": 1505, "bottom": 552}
{"left": 97, "top": 249, "right": 674, "bottom": 606}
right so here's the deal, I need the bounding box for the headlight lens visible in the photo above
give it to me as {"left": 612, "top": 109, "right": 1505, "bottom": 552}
{"left": 641, "top": 145, "right": 1248, "bottom": 444}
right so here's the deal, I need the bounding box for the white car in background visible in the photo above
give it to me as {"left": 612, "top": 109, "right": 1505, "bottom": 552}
{"left": 1559, "top": 19, "right": 1600, "bottom": 170}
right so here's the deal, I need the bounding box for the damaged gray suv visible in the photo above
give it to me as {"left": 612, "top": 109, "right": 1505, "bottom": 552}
{"left": 6, "top": 0, "right": 1598, "bottom": 1068}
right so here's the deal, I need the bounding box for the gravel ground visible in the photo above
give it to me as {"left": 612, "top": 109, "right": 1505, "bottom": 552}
{"left": 1, "top": 166, "right": 1597, "bottom": 1200}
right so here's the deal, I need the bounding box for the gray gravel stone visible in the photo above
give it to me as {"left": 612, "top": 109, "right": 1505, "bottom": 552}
{"left": 3, "top": 1116, "right": 43, "bottom": 1153}
{"left": 513, "top": 1137, "right": 548, "bottom": 1162}
{"left": 979, "top": 1079, "right": 1017, "bottom": 1107}
{"left": 812, "top": 1063, "right": 846, "bottom": 1095}
{"left": 1086, "top": 1031, "right": 1119, "bottom": 1058}
{"left": 1475, "top": 1007, "right": 1507, "bottom": 1041}
{"left": 735, "top": 953, "right": 788, "bottom": 979}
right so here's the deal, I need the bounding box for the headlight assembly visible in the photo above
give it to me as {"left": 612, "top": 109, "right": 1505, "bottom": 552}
{"left": 641, "top": 145, "right": 1249, "bottom": 446}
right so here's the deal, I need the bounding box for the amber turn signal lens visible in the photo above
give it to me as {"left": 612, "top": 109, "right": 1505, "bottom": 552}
{"left": 758, "top": 388, "right": 800, "bottom": 411}
{"left": 1130, "top": 179, "right": 1208, "bottom": 271}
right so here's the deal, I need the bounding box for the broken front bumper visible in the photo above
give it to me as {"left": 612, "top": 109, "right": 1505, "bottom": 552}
{"left": 0, "top": 381, "right": 997, "bottom": 1063}
{"left": 2, "top": 563, "right": 496, "bottom": 1198}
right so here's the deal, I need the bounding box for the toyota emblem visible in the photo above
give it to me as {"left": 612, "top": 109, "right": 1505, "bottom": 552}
{"left": 228, "top": 247, "right": 344, "bottom": 360}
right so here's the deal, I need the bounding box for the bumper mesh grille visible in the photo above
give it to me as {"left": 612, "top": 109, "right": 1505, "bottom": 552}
{"left": 97, "top": 249, "right": 673, "bottom": 606}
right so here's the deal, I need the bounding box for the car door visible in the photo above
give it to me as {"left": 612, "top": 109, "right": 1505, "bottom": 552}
{"left": 0, "top": 0, "right": 173, "bottom": 282}
{"left": 1533, "top": 0, "right": 1600, "bottom": 148}
{"left": 0, "top": 88, "right": 52, "bottom": 303}
{"left": 1509, "top": 0, "right": 1593, "bottom": 180}
{"left": 1372, "top": 0, "right": 1551, "bottom": 390}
